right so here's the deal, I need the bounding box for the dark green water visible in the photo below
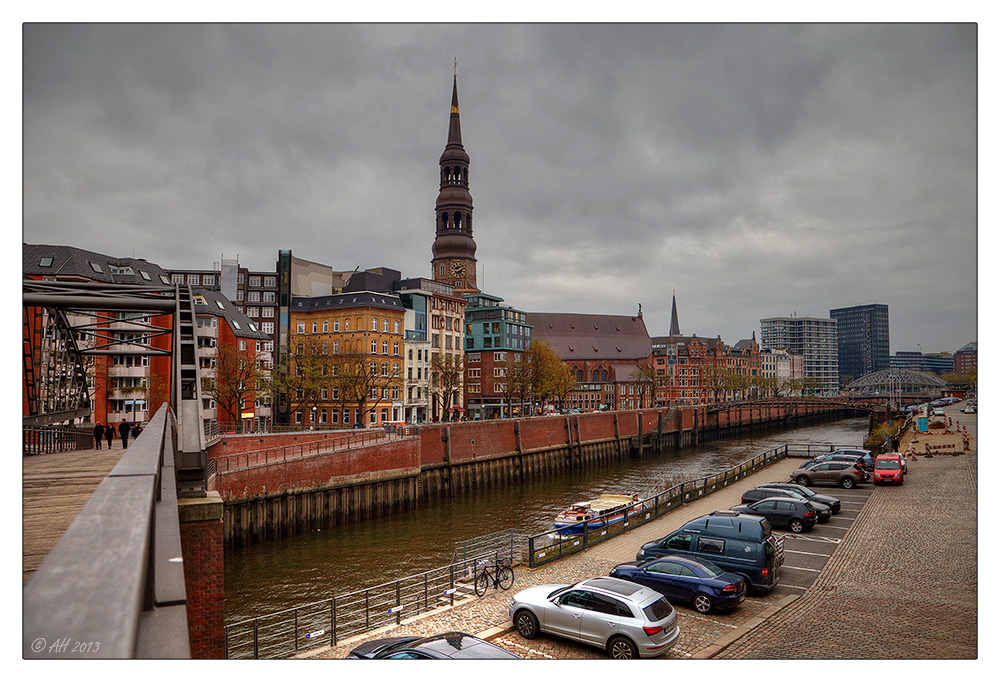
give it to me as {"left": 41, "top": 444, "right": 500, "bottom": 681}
{"left": 224, "top": 417, "right": 868, "bottom": 624}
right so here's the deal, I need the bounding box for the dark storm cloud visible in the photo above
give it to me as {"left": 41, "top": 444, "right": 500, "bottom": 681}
{"left": 22, "top": 23, "right": 977, "bottom": 353}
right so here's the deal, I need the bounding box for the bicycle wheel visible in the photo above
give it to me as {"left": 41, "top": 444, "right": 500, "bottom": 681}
{"left": 497, "top": 565, "right": 514, "bottom": 590}
{"left": 474, "top": 569, "right": 490, "bottom": 596}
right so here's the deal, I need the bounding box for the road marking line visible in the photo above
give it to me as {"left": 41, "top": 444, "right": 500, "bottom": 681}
{"left": 779, "top": 565, "right": 822, "bottom": 573}
{"left": 783, "top": 549, "right": 833, "bottom": 557}
{"left": 786, "top": 535, "right": 842, "bottom": 544}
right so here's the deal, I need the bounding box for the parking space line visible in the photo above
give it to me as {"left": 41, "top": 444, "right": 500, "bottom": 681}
{"left": 779, "top": 565, "right": 822, "bottom": 573}
{"left": 783, "top": 549, "right": 833, "bottom": 558}
{"left": 785, "top": 535, "right": 842, "bottom": 544}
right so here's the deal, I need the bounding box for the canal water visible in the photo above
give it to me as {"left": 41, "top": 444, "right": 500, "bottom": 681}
{"left": 224, "top": 416, "right": 869, "bottom": 625}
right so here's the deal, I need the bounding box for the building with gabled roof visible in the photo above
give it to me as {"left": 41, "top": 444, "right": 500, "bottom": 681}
{"left": 526, "top": 311, "right": 653, "bottom": 411}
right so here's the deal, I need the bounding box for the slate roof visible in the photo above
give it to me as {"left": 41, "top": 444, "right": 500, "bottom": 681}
{"left": 292, "top": 291, "right": 405, "bottom": 313}
{"left": 526, "top": 312, "right": 651, "bottom": 361}
{"left": 193, "top": 288, "right": 269, "bottom": 340}
{"left": 23, "top": 243, "right": 173, "bottom": 285}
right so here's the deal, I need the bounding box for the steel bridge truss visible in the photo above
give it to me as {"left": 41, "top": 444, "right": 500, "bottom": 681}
{"left": 23, "top": 279, "right": 207, "bottom": 493}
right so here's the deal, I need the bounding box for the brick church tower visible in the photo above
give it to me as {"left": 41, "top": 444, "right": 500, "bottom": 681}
{"left": 431, "top": 67, "right": 479, "bottom": 295}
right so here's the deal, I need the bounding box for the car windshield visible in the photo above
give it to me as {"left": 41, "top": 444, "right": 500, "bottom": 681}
{"left": 876, "top": 460, "right": 901, "bottom": 470}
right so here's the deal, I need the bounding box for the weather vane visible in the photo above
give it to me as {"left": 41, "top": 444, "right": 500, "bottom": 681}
{"left": 454, "top": 57, "right": 457, "bottom": 78}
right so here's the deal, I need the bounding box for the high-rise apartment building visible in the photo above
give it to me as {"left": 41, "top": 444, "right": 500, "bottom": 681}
{"left": 829, "top": 304, "right": 889, "bottom": 386}
{"left": 760, "top": 315, "right": 839, "bottom": 395}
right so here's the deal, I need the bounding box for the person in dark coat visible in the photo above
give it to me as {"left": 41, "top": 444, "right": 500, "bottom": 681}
{"left": 119, "top": 420, "right": 130, "bottom": 449}
{"left": 106, "top": 422, "right": 115, "bottom": 449}
{"left": 131, "top": 423, "right": 142, "bottom": 440}
{"left": 92, "top": 422, "right": 105, "bottom": 449}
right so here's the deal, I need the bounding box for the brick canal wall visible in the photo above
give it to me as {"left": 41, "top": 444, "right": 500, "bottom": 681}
{"left": 211, "top": 402, "right": 855, "bottom": 547}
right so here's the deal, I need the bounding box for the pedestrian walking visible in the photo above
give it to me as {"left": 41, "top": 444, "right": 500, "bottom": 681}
{"left": 92, "top": 422, "right": 105, "bottom": 449}
{"left": 106, "top": 423, "right": 115, "bottom": 449}
{"left": 119, "top": 419, "right": 130, "bottom": 449}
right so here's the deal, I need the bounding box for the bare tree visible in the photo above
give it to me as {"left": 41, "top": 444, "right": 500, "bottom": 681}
{"left": 203, "top": 343, "right": 268, "bottom": 428}
{"left": 431, "top": 351, "right": 464, "bottom": 421}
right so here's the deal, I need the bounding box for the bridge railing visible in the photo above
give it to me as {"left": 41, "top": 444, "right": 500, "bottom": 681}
{"left": 206, "top": 429, "right": 415, "bottom": 476}
{"left": 23, "top": 425, "right": 93, "bottom": 456}
{"left": 23, "top": 403, "right": 190, "bottom": 659}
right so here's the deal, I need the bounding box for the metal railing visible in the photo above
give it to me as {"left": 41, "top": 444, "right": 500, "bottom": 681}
{"left": 224, "top": 528, "right": 523, "bottom": 659}
{"left": 23, "top": 403, "right": 190, "bottom": 658}
{"left": 23, "top": 425, "right": 93, "bottom": 455}
{"left": 222, "top": 441, "right": 858, "bottom": 658}
{"left": 526, "top": 442, "right": 858, "bottom": 568}
{"left": 207, "top": 429, "right": 417, "bottom": 476}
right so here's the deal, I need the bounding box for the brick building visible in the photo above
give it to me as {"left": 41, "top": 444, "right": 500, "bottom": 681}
{"left": 526, "top": 311, "right": 653, "bottom": 411}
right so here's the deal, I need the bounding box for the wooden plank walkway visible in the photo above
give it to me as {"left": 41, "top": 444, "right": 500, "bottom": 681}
{"left": 22, "top": 445, "right": 128, "bottom": 585}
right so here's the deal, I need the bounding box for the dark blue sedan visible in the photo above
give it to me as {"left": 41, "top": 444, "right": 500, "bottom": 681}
{"left": 609, "top": 555, "right": 746, "bottom": 614}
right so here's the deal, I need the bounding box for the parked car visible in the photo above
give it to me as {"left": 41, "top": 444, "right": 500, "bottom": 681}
{"left": 962, "top": 402, "right": 977, "bottom": 414}
{"left": 729, "top": 497, "right": 818, "bottom": 533}
{"left": 346, "top": 632, "right": 521, "bottom": 659}
{"left": 508, "top": 576, "right": 680, "bottom": 659}
{"left": 740, "top": 486, "right": 832, "bottom": 522}
{"left": 609, "top": 555, "right": 746, "bottom": 614}
{"left": 932, "top": 407, "right": 946, "bottom": 417}
{"left": 757, "top": 482, "right": 842, "bottom": 514}
{"left": 790, "top": 460, "right": 868, "bottom": 489}
{"left": 810, "top": 448, "right": 875, "bottom": 471}
{"left": 873, "top": 454, "right": 904, "bottom": 485}
{"left": 636, "top": 510, "right": 782, "bottom": 592}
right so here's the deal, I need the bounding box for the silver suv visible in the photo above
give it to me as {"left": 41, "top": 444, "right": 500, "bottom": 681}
{"left": 508, "top": 576, "right": 680, "bottom": 658}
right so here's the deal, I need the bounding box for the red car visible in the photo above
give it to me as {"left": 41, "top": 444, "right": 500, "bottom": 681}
{"left": 873, "top": 454, "right": 904, "bottom": 485}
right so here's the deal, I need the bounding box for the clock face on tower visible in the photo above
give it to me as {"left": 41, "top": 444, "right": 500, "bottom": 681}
{"left": 449, "top": 261, "right": 467, "bottom": 278}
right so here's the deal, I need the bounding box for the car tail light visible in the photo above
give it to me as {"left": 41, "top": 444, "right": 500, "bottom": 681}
{"left": 723, "top": 583, "right": 739, "bottom": 593}
{"left": 643, "top": 626, "right": 663, "bottom": 636}
{"left": 805, "top": 511, "right": 815, "bottom": 517}
{"left": 761, "top": 567, "right": 768, "bottom": 577}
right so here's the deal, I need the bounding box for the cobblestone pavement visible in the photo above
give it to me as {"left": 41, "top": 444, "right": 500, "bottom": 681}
{"left": 718, "top": 448, "right": 977, "bottom": 658}
{"left": 307, "top": 455, "right": 816, "bottom": 660}
{"left": 304, "top": 415, "right": 978, "bottom": 660}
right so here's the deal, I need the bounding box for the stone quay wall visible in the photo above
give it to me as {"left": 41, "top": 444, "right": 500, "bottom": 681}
{"left": 211, "top": 402, "right": 855, "bottom": 547}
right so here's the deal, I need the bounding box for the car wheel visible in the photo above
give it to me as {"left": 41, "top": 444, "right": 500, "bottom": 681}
{"left": 789, "top": 519, "right": 805, "bottom": 533}
{"left": 839, "top": 477, "right": 856, "bottom": 489}
{"left": 514, "top": 609, "right": 539, "bottom": 639}
{"left": 692, "top": 593, "right": 713, "bottom": 614}
{"left": 795, "top": 475, "right": 811, "bottom": 486}
{"left": 607, "top": 635, "right": 639, "bottom": 659}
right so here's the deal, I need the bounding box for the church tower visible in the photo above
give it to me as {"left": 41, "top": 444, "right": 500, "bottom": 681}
{"left": 431, "top": 65, "right": 479, "bottom": 294}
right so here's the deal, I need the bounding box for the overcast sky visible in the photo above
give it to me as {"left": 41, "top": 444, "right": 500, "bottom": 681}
{"left": 21, "top": 22, "right": 979, "bottom": 355}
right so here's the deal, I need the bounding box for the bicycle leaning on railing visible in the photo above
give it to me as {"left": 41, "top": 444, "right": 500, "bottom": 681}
{"left": 474, "top": 552, "right": 515, "bottom": 596}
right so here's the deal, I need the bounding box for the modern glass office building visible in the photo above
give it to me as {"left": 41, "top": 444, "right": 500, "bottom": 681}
{"left": 829, "top": 304, "right": 890, "bottom": 387}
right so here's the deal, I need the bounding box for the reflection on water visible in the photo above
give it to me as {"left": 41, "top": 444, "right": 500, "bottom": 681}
{"left": 225, "top": 417, "right": 868, "bottom": 624}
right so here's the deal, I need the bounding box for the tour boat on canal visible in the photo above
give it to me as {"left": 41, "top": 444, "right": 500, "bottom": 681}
{"left": 552, "top": 493, "right": 642, "bottom": 535}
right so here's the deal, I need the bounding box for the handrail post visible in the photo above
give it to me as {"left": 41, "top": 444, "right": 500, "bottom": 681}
{"left": 331, "top": 597, "right": 337, "bottom": 646}
{"left": 253, "top": 619, "right": 259, "bottom": 660}
{"left": 294, "top": 609, "right": 299, "bottom": 652}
